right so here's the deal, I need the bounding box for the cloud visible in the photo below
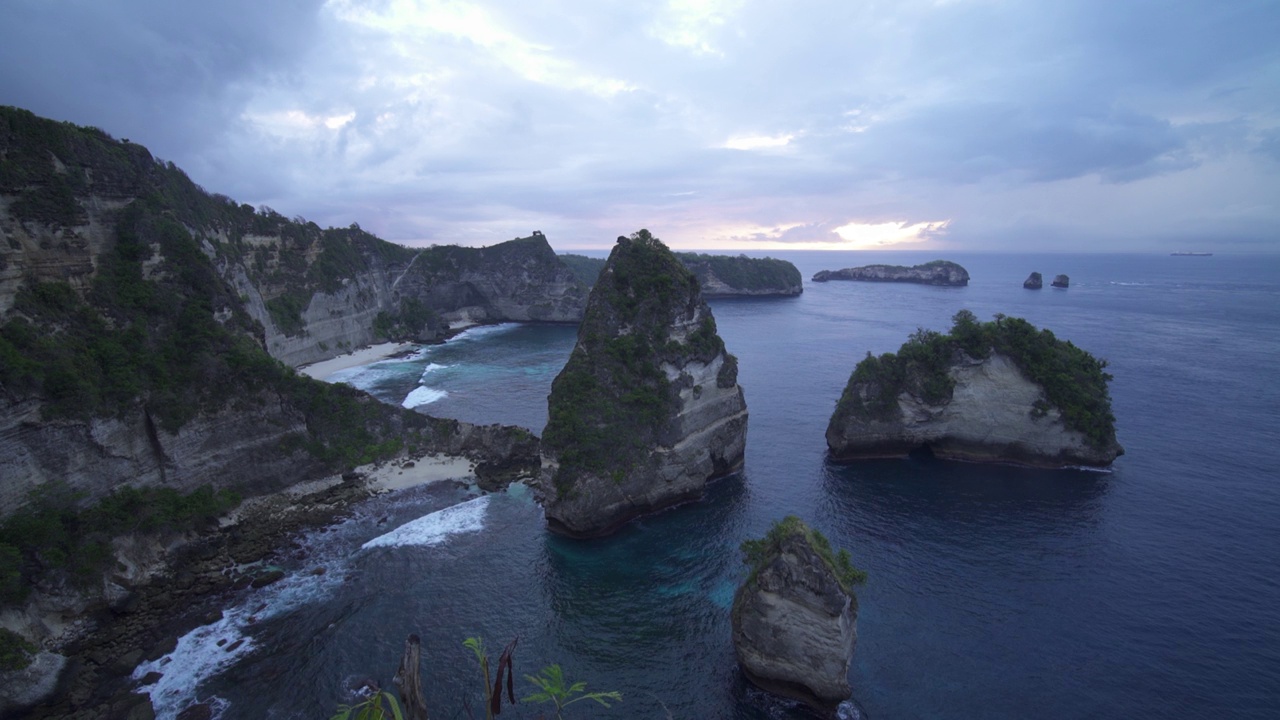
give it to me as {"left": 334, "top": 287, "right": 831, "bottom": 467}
{"left": 1, "top": 0, "right": 1277, "bottom": 251}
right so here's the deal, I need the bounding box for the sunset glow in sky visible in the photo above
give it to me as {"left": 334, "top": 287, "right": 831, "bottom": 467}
{"left": 2, "top": 0, "right": 1277, "bottom": 253}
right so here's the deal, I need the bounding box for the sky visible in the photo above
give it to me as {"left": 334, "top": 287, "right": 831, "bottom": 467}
{"left": 2, "top": 0, "right": 1278, "bottom": 253}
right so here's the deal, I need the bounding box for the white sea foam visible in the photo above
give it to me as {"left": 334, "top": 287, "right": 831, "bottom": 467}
{"left": 327, "top": 364, "right": 402, "bottom": 392}
{"left": 133, "top": 538, "right": 350, "bottom": 719}
{"left": 402, "top": 386, "right": 448, "bottom": 408}
{"left": 420, "top": 363, "right": 451, "bottom": 378}
{"left": 362, "top": 495, "right": 490, "bottom": 549}
{"left": 451, "top": 323, "right": 516, "bottom": 342}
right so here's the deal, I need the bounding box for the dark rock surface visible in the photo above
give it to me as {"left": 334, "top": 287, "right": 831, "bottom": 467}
{"left": 811, "top": 260, "right": 969, "bottom": 286}
{"left": 1024, "top": 271, "right": 1043, "bottom": 289}
{"left": 733, "top": 520, "right": 857, "bottom": 710}
{"left": 1052, "top": 274, "right": 1070, "bottom": 288}
{"left": 537, "top": 231, "right": 748, "bottom": 537}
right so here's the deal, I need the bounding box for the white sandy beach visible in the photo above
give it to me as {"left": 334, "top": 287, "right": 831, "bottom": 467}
{"left": 220, "top": 453, "right": 477, "bottom": 528}
{"left": 297, "top": 342, "right": 412, "bottom": 381}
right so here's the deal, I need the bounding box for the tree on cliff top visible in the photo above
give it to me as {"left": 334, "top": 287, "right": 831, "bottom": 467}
{"left": 834, "top": 310, "right": 1118, "bottom": 449}
{"left": 542, "top": 230, "right": 728, "bottom": 494}
{"left": 740, "top": 515, "right": 867, "bottom": 593}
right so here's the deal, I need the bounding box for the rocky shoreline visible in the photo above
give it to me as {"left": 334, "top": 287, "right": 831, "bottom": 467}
{"left": 6, "top": 461, "right": 484, "bottom": 720}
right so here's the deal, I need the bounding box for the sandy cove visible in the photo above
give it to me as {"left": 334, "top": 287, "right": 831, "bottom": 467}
{"left": 296, "top": 342, "right": 413, "bottom": 381}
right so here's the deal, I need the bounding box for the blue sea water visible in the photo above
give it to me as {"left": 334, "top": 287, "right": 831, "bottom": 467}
{"left": 147, "top": 252, "right": 1280, "bottom": 719}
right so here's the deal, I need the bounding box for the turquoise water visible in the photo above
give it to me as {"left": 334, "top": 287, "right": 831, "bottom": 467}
{"left": 146, "top": 252, "right": 1280, "bottom": 719}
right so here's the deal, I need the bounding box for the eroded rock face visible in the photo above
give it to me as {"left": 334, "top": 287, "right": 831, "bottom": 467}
{"left": 1024, "top": 271, "right": 1043, "bottom": 289}
{"left": 827, "top": 351, "right": 1122, "bottom": 467}
{"left": 537, "top": 231, "right": 748, "bottom": 537}
{"left": 732, "top": 531, "right": 857, "bottom": 709}
{"left": 1052, "top": 274, "right": 1070, "bottom": 288}
{"left": 811, "top": 260, "right": 969, "bottom": 286}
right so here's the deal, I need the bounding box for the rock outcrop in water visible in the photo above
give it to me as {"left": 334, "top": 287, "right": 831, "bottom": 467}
{"left": 811, "top": 260, "right": 969, "bottom": 287}
{"left": 1052, "top": 274, "right": 1070, "bottom": 288}
{"left": 1023, "top": 272, "right": 1043, "bottom": 289}
{"left": 827, "top": 311, "right": 1122, "bottom": 468}
{"left": 733, "top": 516, "right": 861, "bottom": 710}
{"left": 538, "top": 230, "right": 748, "bottom": 537}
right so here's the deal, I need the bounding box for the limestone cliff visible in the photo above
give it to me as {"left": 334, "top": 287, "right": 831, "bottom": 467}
{"left": 812, "top": 260, "right": 969, "bottom": 286}
{"left": 538, "top": 230, "right": 748, "bottom": 537}
{"left": 0, "top": 107, "right": 587, "bottom": 371}
{"left": 827, "top": 311, "right": 1123, "bottom": 468}
{"left": 0, "top": 106, "right": 545, "bottom": 517}
{"left": 733, "top": 516, "right": 860, "bottom": 710}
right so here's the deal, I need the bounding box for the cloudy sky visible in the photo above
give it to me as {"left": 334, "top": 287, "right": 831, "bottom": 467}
{"left": 3, "top": 0, "right": 1278, "bottom": 252}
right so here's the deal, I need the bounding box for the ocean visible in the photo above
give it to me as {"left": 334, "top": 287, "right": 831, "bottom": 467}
{"left": 135, "top": 252, "right": 1280, "bottom": 719}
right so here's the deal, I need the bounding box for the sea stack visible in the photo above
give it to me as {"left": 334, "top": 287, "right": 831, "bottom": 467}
{"left": 538, "top": 230, "right": 748, "bottom": 537}
{"left": 826, "top": 310, "right": 1123, "bottom": 468}
{"left": 1023, "top": 272, "right": 1043, "bottom": 289}
{"left": 1051, "top": 274, "right": 1070, "bottom": 288}
{"left": 733, "top": 516, "right": 861, "bottom": 711}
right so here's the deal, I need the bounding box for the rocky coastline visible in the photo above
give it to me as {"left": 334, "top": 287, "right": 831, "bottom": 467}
{"left": 2, "top": 452, "right": 527, "bottom": 720}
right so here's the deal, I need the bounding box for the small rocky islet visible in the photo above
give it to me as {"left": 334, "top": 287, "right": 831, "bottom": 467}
{"left": 811, "top": 259, "right": 970, "bottom": 286}
{"left": 826, "top": 310, "right": 1122, "bottom": 468}
{"left": 732, "top": 516, "right": 863, "bottom": 712}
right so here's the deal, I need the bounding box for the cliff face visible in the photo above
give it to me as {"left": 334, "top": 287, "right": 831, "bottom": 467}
{"left": 828, "top": 352, "right": 1120, "bottom": 466}
{"left": 538, "top": 231, "right": 748, "bottom": 537}
{"left": 252, "top": 233, "right": 587, "bottom": 367}
{"left": 0, "top": 107, "right": 547, "bottom": 517}
{"left": 827, "top": 312, "right": 1122, "bottom": 468}
{"left": 733, "top": 518, "right": 858, "bottom": 709}
{"left": 812, "top": 260, "right": 969, "bottom": 286}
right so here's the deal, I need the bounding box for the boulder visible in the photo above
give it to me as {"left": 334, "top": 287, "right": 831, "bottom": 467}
{"left": 732, "top": 517, "right": 860, "bottom": 710}
{"left": 1023, "top": 272, "right": 1043, "bottom": 289}
{"left": 537, "top": 230, "right": 748, "bottom": 537}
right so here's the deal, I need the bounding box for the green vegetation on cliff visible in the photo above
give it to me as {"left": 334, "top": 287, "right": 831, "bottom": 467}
{"left": 0, "top": 106, "right": 487, "bottom": 466}
{"left": 560, "top": 251, "right": 801, "bottom": 295}
{"left": 675, "top": 252, "right": 801, "bottom": 293}
{"left": 558, "top": 253, "right": 607, "bottom": 287}
{"left": 835, "top": 310, "right": 1117, "bottom": 448}
{"left": 0, "top": 484, "right": 242, "bottom": 606}
{"left": 740, "top": 516, "right": 866, "bottom": 593}
{"left": 543, "top": 230, "right": 727, "bottom": 492}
